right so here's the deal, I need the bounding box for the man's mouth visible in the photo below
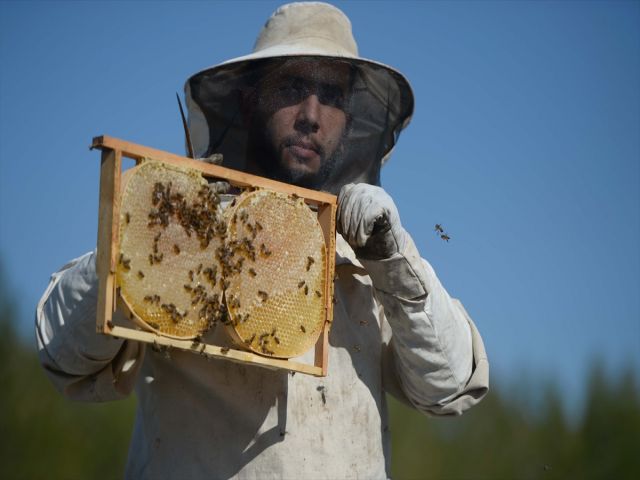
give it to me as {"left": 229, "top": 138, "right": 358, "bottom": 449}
{"left": 284, "top": 138, "right": 322, "bottom": 161}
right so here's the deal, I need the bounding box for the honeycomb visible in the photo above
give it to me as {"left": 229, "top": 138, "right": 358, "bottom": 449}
{"left": 116, "top": 161, "right": 226, "bottom": 339}
{"left": 116, "top": 161, "right": 327, "bottom": 357}
{"left": 223, "top": 190, "right": 326, "bottom": 358}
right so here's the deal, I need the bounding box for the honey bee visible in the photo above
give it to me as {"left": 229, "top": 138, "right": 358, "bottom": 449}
{"left": 248, "top": 268, "right": 257, "bottom": 277}
{"left": 197, "top": 263, "right": 203, "bottom": 275}
{"left": 147, "top": 321, "right": 160, "bottom": 330}
{"left": 106, "top": 320, "right": 114, "bottom": 330}
{"left": 255, "top": 221, "right": 263, "bottom": 231}
{"left": 220, "top": 346, "right": 230, "bottom": 354}
{"left": 304, "top": 285, "right": 309, "bottom": 296}
{"left": 298, "top": 280, "right": 306, "bottom": 288}
{"left": 246, "top": 333, "right": 256, "bottom": 345}
{"left": 258, "top": 290, "right": 268, "bottom": 302}
{"left": 435, "top": 224, "right": 444, "bottom": 234}
{"left": 260, "top": 244, "right": 272, "bottom": 257}
{"left": 173, "top": 244, "right": 181, "bottom": 255}
{"left": 125, "top": 212, "right": 131, "bottom": 224}
{"left": 354, "top": 344, "right": 361, "bottom": 352}
{"left": 184, "top": 284, "right": 193, "bottom": 292}
{"left": 137, "top": 271, "right": 145, "bottom": 279}
{"left": 119, "top": 254, "right": 131, "bottom": 270}
{"left": 271, "top": 327, "right": 277, "bottom": 336}
{"left": 440, "top": 234, "right": 450, "bottom": 242}
{"left": 315, "top": 290, "right": 321, "bottom": 297}
{"left": 300, "top": 325, "right": 306, "bottom": 333}
{"left": 189, "top": 270, "right": 194, "bottom": 282}
{"left": 306, "top": 256, "right": 315, "bottom": 271}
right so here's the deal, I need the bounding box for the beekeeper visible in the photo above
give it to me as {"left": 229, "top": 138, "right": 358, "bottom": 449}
{"left": 36, "top": 2, "right": 488, "bottom": 479}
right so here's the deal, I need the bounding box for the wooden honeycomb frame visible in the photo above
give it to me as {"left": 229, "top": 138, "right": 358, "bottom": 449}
{"left": 92, "top": 135, "right": 336, "bottom": 376}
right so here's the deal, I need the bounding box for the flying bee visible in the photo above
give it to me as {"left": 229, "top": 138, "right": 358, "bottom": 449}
{"left": 306, "top": 256, "right": 315, "bottom": 271}
{"left": 258, "top": 290, "right": 268, "bottom": 302}
{"left": 300, "top": 325, "right": 306, "bottom": 333}
{"left": 354, "top": 344, "right": 361, "bottom": 352}
{"left": 440, "top": 234, "right": 451, "bottom": 242}
{"left": 435, "top": 224, "right": 444, "bottom": 234}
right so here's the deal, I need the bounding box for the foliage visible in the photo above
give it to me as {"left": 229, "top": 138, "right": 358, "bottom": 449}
{"left": 389, "top": 365, "right": 640, "bottom": 480}
{"left": 0, "top": 273, "right": 135, "bottom": 479}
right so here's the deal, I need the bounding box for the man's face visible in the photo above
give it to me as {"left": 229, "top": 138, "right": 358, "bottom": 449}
{"left": 248, "top": 60, "right": 350, "bottom": 188}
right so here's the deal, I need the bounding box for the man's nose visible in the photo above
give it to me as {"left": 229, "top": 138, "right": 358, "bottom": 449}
{"left": 294, "top": 94, "right": 321, "bottom": 134}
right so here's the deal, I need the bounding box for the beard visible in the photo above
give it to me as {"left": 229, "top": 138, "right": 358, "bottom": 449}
{"left": 247, "top": 129, "right": 341, "bottom": 191}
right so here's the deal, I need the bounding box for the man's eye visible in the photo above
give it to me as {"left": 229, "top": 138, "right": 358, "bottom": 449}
{"left": 319, "top": 85, "right": 345, "bottom": 109}
{"left": 277, "top": 83, "right": 304, "bottom": 102}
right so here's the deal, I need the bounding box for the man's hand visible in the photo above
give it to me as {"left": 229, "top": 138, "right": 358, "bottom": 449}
{"left": 337, "top": 183, "right": 408, "bottom": 260}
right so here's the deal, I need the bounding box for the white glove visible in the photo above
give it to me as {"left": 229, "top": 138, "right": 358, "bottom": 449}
{"left": 337, "top": 183, "right": 408, "bottom": 260}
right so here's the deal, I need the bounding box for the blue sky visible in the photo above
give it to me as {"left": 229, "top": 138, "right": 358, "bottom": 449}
{"left": 1, "top": 1, "right": 638, "bottom": 413}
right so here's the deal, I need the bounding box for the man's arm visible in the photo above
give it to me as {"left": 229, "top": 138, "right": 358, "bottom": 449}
{"left": 338, "top": 184, "right": 489, "bottom": 415}
{"left": 36, "top": 251, "right": 144, "bottom": 402}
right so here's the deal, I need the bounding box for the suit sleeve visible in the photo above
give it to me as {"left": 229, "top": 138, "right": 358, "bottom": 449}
{"left": 361, "top": 236, "right": 489, "bottom": 415}
{"left": 35, "top": 251, "right": 145, "bottom": 402}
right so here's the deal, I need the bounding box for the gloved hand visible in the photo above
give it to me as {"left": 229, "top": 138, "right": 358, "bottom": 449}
{"left": 337, "top": 183, "right": 408, "bottom": 260}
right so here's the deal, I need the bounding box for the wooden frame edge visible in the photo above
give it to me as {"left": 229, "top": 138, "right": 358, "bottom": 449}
{"left": 93, "top": 135, "right": 336, "bottom": 377}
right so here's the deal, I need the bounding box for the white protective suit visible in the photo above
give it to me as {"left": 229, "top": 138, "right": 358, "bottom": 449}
{"left": 36, "top": 231, "right": 488, "bottom": 479}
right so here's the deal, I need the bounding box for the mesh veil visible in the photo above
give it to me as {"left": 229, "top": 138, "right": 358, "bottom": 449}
{"left": 185, "top": 56, "right": 413, "bottom": 194}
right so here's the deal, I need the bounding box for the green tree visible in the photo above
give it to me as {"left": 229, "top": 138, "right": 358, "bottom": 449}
{"left": 0, "top": 267, "right": 136, "bottom": 479}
